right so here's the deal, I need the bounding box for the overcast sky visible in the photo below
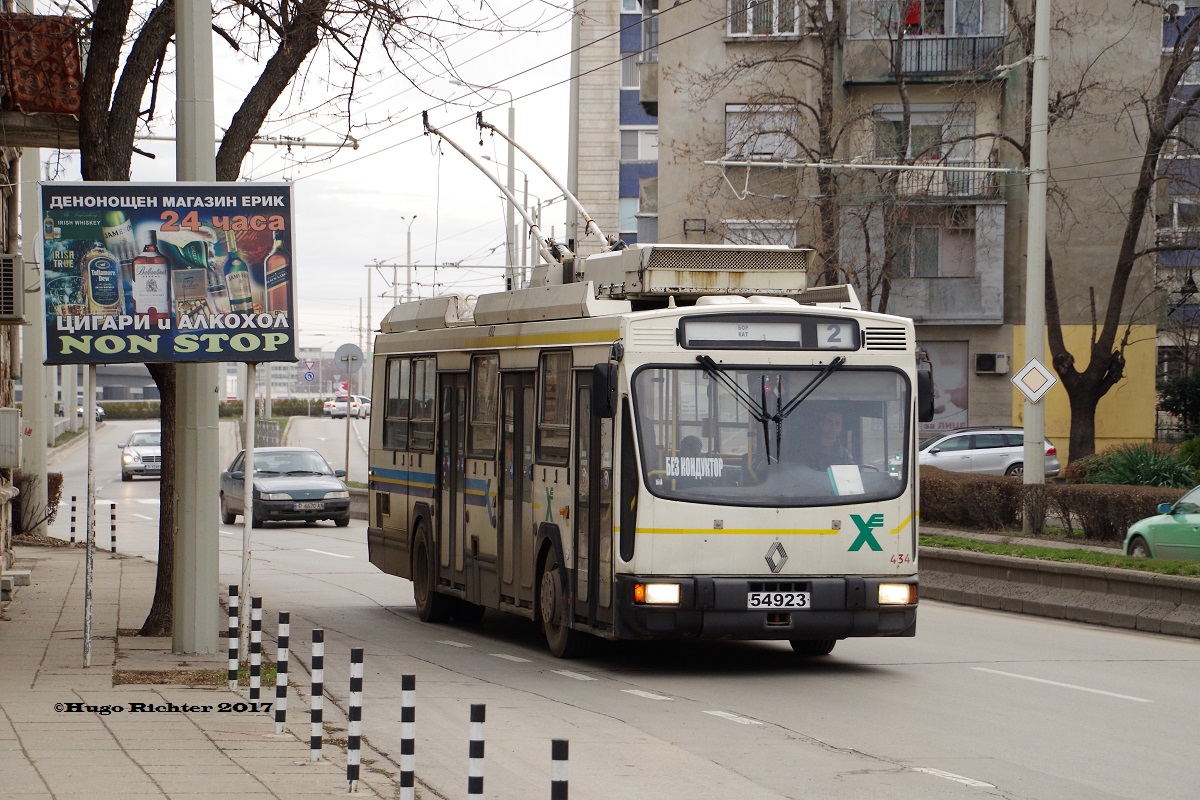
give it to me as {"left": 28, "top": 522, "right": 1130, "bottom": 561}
{"left": 39, "top": 1, "right": 577, "bottom": 356}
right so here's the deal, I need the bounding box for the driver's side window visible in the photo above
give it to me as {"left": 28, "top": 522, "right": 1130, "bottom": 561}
{"left": 936, "top": 435, "right": 970, "bottom": 452}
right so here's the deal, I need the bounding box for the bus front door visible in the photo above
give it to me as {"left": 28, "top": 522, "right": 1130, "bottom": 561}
{"left": 499, "top": 372, "right": 536, "bottom": 611}
{"left": 575, "top": 372, "right": 615, "bottom": 632}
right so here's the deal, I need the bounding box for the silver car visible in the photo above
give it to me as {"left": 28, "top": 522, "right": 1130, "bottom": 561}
{"left": 119, "top": 429, "right": 162, "bottom": 481}
{"left": 918, "top": 427, "right": 1060, "bottom": 478}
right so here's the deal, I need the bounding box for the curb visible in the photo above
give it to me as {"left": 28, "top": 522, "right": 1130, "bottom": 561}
{"left": 920, "top": 547, "right": 1200, "bottom": 639}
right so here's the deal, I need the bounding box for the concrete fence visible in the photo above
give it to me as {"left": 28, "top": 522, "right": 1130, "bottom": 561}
{"left": 920, "top": 548, "right": 1200, "bottom": 639}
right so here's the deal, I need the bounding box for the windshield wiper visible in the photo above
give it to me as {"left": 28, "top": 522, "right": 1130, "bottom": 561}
{"left": 777, "top": 357, "right": 846, "bottom": 421}
{"left": 286, "top": 470, "right": 322, "bottom": 476}
{"left": 697, "top": 355, "right": 773, "bottom": 462}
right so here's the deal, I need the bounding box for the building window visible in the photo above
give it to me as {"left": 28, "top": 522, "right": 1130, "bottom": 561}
{"left": 729, "top": 0, "right": 799, "bottom": 37}
{"left": 621, "top": 0, "right": 642, "bottom": 12}
{"left": 891, "top": 207, "right": 975, "bottom": 278}
{"left": 848, "top": 0, "right": 1005, "bottom": 38}
{"left": 1169, "top": 197, "right": 1200, "bottom": 228}
{"left": 1169, "top": 115, "right": 1200, "bottom": 157}
{"left": 725, "top": 104, "right": 799, "bottom": 161}
{"left": 873, "top": 106, "right": 973, "bottom": 163}
{"left": 620, "top": 128, "right": 658, "bottom": 161}
{"left": 620, "top": 53, "right": 640, "bottom": 89}
{"left": 620, "top": 197, "right": 640, "bottom": 237}
{"left": 722, "top": 220, "right": 797, "bottom": 246}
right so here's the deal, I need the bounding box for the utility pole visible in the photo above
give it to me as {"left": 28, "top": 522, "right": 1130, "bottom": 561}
{"left": 175, "top": 0, "right": 220, "bottom": 655}
{"left": 1021, "top": 0, "right": 1052, "bottom": 529}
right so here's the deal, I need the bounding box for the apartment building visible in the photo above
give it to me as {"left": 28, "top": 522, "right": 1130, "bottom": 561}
{"left": 572, "top": 0, "right": 660, "bottom": 256}
{"left": 611, "top": 0, "right": 1180, "bottom": 458}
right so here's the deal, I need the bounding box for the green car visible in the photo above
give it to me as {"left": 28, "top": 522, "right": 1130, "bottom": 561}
{"left": 1123, "top": 485, "right": 1200, "bottom": 559}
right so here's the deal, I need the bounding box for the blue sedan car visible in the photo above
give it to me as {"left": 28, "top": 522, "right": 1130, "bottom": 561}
{"left": 219, "top": 447, "right": 351, "bottom": 528}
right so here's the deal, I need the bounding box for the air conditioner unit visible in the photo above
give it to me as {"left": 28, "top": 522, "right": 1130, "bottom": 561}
{"left": 975, "top": 352, "right": 1009, "bottom": 375}
{"left": 0, "top": 255, "right": 24, "bottom": 323}
{"left": 1165, "top": 1, "right": 1186, "bottom": 19}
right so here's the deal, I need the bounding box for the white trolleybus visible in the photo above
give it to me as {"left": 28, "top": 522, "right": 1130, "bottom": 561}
{"left": 366, "top": 244, "right": 933, "bottom": 657}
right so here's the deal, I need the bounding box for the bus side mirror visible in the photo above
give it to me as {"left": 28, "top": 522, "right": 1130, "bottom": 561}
{"left": 593, "top": 363, "right": 617, "bottom": 419}
{"left": 917, "top": 368, "right": 935, "bottom": 423}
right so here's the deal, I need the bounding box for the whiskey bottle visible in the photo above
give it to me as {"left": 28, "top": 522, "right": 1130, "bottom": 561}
{"left": 82, "top": 242, "right": 124, "bottom": 316}
{"left": 223, "top": 231, "right": 255, "bottom": 314}
{"left": 132, "top": 230, "right": 169, "bottom": 322}
{"left": 263, "top": 231, "right": 290, "bottom": 315}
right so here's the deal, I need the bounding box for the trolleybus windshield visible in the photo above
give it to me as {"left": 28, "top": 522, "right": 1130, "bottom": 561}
{"left": 632, "top": 366, "right": 910, "bottom": 507}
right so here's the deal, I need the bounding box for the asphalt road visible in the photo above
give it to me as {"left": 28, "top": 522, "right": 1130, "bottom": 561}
{"left": 44, "top": 420, "right": 1200, "bottom": 799}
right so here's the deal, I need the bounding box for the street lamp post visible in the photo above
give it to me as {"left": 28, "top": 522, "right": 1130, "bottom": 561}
{"left": 451, "top": 79, "right": 516, "bottom": 289}
{"left": 405, "top": 216, "right": 417, "bottom": 301}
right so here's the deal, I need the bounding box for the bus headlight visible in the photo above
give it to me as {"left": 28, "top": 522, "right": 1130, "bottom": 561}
{"left": 633, "top": 582, "right": 681, "bottom": 605}
{"left": 878, "top": 583, "right": 917, "bottom": 605}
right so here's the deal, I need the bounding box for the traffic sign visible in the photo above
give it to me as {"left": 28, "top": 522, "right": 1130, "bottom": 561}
{"left": 303, "top": 371, "right": 315, "bottom": 382}
{"left": 1012, "top": 359, "right": 1057, "bottom": 403}
{"left": 335, "top": 343, "right": 365, "bottom": 374}
{"left": 304, "top": 359, "right": 315, "bottom": 369}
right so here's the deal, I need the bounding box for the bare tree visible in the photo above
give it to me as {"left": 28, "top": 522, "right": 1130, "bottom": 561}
{"left": 76, "top": 0, "right": 541, "bottom": 634}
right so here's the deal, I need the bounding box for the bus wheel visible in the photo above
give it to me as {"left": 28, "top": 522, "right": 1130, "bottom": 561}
{"left": 413, "top": 523, "right": 453, "bottom": 623}
{"left": 789, "top": 638, "right": 836, "bottom": 657}
{"left": 538, "top": 550, "right": 591, "bottom": 658}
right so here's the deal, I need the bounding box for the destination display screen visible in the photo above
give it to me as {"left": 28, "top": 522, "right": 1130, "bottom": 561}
{"left": 679, "top": 314, "right": 860, "bottom": 351}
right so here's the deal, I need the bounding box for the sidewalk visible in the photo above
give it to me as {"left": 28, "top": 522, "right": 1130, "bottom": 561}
{"left": 0, "top": 545, "right": 390, "bottom": 799}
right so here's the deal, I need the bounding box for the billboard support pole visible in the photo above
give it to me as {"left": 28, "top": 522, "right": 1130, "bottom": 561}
{"left": 240, "top": 363, "right": 256, "bottom": 657}
{"left": 83, "top": 365, "right": 97, "bottom": 666}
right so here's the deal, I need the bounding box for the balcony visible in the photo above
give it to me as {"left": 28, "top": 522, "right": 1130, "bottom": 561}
{"left": 0, "top": 14, "right": 83, "bottom": 149}
{"left": 844, "top": 35, "right": 1007, "bottom": 85}
{"left": 894, "top": 35, "right": 1006, "bottom": 77}
{"left": 867, "top": 159, "right": 1002, "bottom": 200}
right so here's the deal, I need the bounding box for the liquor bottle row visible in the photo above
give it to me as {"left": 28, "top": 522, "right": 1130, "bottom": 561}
{"left": 46, "top": 210, "right": 291, "bottom": 323}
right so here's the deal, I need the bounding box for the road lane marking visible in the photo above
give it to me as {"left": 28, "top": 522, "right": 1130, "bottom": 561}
{"left": 438, "top": 640, "right": 472, "bottom": 648}
{"left": 131, "top": 513, "right": 154, "bottom": 521}
{"left": 972, "top": 667, "right": 1151, "bottom": 703}
{"left": 621, "top": 689, "right": 673, "bottom": 701}
{"left": 553, "top": 670, "right": 596, "bottom": 681}
{"left": 305, "top": 549, "right": 352, "bottom": 559}
{"left": 912, "top": 768, "right": 994, "bottom": 788}
{"left": 490, "top": 653, "right": 532, "bottom": 663}
{"left": 703, "top": 710, "right": 762, "bottom": 725}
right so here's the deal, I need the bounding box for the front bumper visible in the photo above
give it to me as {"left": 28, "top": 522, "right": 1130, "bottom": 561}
{"left": 613, "top": 575, "right": 917, "bottom": 641}
{"left": 256, "top": 498, "right": 350, "bottom": 522}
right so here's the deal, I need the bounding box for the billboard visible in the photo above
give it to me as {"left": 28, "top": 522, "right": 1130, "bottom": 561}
{"left": 40, "top": 182, "right": 296, "bottom": 365}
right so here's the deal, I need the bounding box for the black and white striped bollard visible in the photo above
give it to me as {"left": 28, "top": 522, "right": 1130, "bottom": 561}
{"left": 399, "top": 674, "right": 416, "bottom": 800}
{"left": 468, "top": 704, "right": 485, "bottom": 798}
{"left": 249, "top": 597, "right": 262, "bottom": 701}
{"left": 227, "top": 585, "right": 239, "bottom": 690}
{"left": 310, "top": 629, "right": 324, "bottom": 762}
{"left": 274, "top": 612, "right": 289, "bottom": 734}
{"left": 551, "top": 739, "right": 569, "bottom": 800}
{"left": 108, "top": 502, "right": 117, "bottom": 555}
{"left": 347, "top": 647, "right": 364, "bottom": 793}
{"left": 69, "top": 496, "right": 77, "bottom": 544}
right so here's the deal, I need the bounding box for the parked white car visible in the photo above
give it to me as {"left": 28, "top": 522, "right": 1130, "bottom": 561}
{"left": 918, "top": 427, "right": 1060, "bottom": 478}
{"left": 322, "top": 394, "right": 371, "bottom": 419}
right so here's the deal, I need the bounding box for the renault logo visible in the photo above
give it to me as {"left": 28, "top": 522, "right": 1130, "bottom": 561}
{"left": 765, "top": 542, "right": 788, "bottom": 573}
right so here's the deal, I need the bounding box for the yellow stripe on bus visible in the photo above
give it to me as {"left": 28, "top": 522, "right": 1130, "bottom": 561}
{"left": 890, "top": 512, "right": 917, "bottom": 535}
{"left": 637, "top": 527, "right": 839, "bottom": 536}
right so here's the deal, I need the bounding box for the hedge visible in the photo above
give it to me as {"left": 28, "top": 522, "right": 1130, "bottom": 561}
{"left": 919, "top": 466, "right": 1190, "bottom": 541}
